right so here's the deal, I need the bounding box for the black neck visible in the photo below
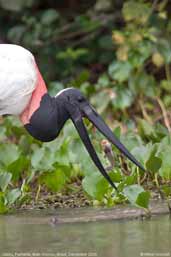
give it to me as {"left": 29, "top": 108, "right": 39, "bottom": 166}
{"left": 25, "top": 93, "right": 69, "bottom": 142}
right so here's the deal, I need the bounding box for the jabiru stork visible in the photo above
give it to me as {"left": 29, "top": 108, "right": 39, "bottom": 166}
{"left": 0, "top": 44, "right": 145, "bottom": 190}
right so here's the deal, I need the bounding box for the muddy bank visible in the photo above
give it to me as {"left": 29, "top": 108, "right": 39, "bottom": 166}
{"left": 10, "top": 200, "right": 171, "bottom": 224}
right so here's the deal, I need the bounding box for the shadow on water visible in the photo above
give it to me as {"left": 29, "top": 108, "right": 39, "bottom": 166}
{"left": 0, "top": 209, "right": 171, "bottom": 257}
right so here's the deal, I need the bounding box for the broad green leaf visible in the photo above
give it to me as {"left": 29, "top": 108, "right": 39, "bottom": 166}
{"left": 96, "top": 74, "right": 110, "bottom": 88}
{"left": 112, "top": 87, "right": 134, "bottom": 109}
{"left": 69, "top": 138, "right": 96, "bottom": 176}
{"left": 131, "top": 145, "right": 150, "bottom": 167}
{"left": 146, "top": 145, "right": 162, "bottom": 174}
{"left": 0, "top": 172, "right": 12, "bottom": 192}
{"left": 31, "top": 147, "right": 55, "bottom": 171}
{"left": 0, "top": 194, "right": 8, "bottom": 214}
{"left": 123, "top": 184, "right": 150, "bottom": 209}
{"left": 122, "top": 1, "right": 150, "bottom": 24}
{"left": 158, "top": 145, "right": 171, "bottom": 179}
{"left": 7, "top": 156, "right": 30, "bottom": 182}
{"left": 71, "top": 70, "right": 90, "bottom": 88}
{"left": 162, "top": 185, "right": 171, "bottom": 197}
{"left": 48, "top": 82, "right": 64, "bottom": 97}
{"left": 0, "top": 0, "right": 33, "bottom": 11}
{"left": 157, "top": 39, "right": 171, "bottom": 64}
{"left": 129, "top": 73, "right": 157, "bottom": 98}
{"left": 138, "top": 119, "right": 155, "bottom": 139}
{"left": 121, "top": 132, "right": 143, "bottom": 152}
{"left": 6, "top": 188, "right": 21, "bottom": 205}
{"left": 160, "top": 80, "right": 171, "bottom": 92}
{"left": 136, "top": 191, "right": 150, "bottom": 209}
{"left": 123, "top": 184, "right": 144, "bottom": 203}
{"left": 109, "top": 169, "right": 122, "bottom": 183}
{"left": 82, "top": 173, "right": 109, "bottom": 200}
{"left": 7, "top": 25, "right": 25, "bottom": 43}
{"left": 39, "top": 165, "right": 69, "bottom": 192}
{"left": 99, "top": 35, "right": 113, "bottom": 50}
{"left": 41, "top": 9, "right": 59, "bottom": 25}
{"left": 146, "top": 156, "right": 162, "bottom": 174}
{"left": 0, "top": 144, "right": 20, "bottom": 166}
{"left": 91, "top": 90, "right": 110, "bottom": 113}
{"left": 108, "top": 61, "right": 132, "bottom": 82}
{"left": 57, "top": 48, "right": 88, "bottom": 61}
{"left": 129, "top": 41, "right": 153, "bottom": 68}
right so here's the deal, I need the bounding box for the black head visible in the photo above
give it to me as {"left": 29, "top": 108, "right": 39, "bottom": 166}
{"left": 56, "top": 88, "right": 87, "bottom": 110}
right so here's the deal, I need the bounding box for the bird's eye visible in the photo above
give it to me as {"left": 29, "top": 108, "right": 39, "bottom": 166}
{"left": 78, "top": 96, "right": 84, "bottom": 102}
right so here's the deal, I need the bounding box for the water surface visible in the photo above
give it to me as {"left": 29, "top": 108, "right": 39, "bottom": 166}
{"left": 0, "top": 210, "right": 170, "bottom": 257}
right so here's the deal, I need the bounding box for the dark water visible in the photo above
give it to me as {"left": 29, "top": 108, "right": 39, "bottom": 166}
{"left": 0, "top": 211, "right": 170, "bottom": 257}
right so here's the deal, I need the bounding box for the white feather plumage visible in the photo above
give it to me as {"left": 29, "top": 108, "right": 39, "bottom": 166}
{"left": 0, "top": 44, "right": 37, "bottom": 115}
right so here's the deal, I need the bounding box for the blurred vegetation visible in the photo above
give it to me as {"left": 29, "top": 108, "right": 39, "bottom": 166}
{"left": 0, "top": 0, "right": 171, "bottom": 213}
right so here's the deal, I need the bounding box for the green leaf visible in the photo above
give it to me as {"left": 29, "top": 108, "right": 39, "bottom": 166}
{"left": 158, "top": 146, "right": 171, "bottom": 179}
{"left": 138, "top": 119, "right": 155, "bottom": 139}
{"left": 129, "top": 73, "right": 157, "bottom": 97}
{"left": 7, "top": 25, "right": 26, "bottom": 43}
{"left": 96, "top": 74, "right": 110, "bottom": 89}
{"left": 123, "top": 184, "right": 150, "bottom": 209}
{"left": 129, "top": 41, "right": 153, "bottom": 68}
{"left": 48, "top": 82, "right": 64, "bottom": 97}
{"left": 108, "top": 61, "right": 132, "bottom": 82}
{"left": 131, "top": 145, "right": 150, "bottom": 167}
{"left": 0, "top": 144, "right": 20, "bottom": 166}
{"left": 82, "top": 173, "right": 109, "bottom": 200}
{"left": 98, "top": 35, "right": 113, "bottom": 50}
{"left": 136, "top": 191, "right": 150, "bottom": 209}
{"left": 41, "top": 9, "right": 59, "bottom": 25}
{"left": 6, "top": 188, "right": 21, "bottom": 205}
{"left": 71, "top": 70, "right": 90, "bottom": 88}
{"left": 91, "top": 90, "right": 110, "bottom": 113}
{"left": 7, "top": 156, "right": 30, "bottom": 182}
{"left": 0, "top": 172, "right": 12, "bottom": 192}
{"left": 123, "top": 184, "right": 144, "bottom": 203}
{"left": 160, "top": 80, "right": 171, "bottom": 92}
{"left": 157, "top": 39, "right": 171, "bottom": 64}
{"left": 122, "top": 1, "right": 150, "bottom": 24}
{"left": 57, "top": 48, "right": 88, "bottom": 61}
{"left": 162, "top": 185, "right": 171, "bottom": 197}
{"left": 112, "top": 87, "right": 134, "bottom": 109}
{"left": 109, "top": 169, "right": 122, "bottom": 183}
{"left": 31, "top": 147, "right": 56, "bottom": 171}
{"left": 0, "top": 194, "right": 8, "bottom": 214}
{"left": 121, "top": 132, "right": 143, "bottom": 152}
{"left": 39, "top": 165, "right": 69, "bottom": 192}
{"left": 0, "top": 0, "right": 34, "bottom": 11}
{"left": 146, "top": 145, "right": 162, "bottom": 174}
{"left": 69, "top": 138, "right": 97, "bottom": 176}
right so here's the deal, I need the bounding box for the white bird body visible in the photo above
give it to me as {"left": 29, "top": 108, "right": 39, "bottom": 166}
{"left": 0, "top": 44, "right": 37, "bottom": 116}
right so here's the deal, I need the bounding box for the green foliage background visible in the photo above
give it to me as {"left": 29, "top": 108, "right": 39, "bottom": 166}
{"left": 0, "top": 0, "right": 171, "bottom": 213}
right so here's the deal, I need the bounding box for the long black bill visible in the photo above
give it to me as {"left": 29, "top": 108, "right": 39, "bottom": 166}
{"left": 71, "top": 112, "right": 117, "bottom": 190}
{"left": 82, "top": 104, "right": 146, "bottom": 172}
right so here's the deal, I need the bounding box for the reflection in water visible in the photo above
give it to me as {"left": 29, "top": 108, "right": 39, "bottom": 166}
{"left": 0, "top": 213, "right": 170, "bottom": 257}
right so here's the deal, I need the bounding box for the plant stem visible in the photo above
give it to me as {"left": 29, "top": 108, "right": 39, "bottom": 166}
{"left": 137, "top": 167, "right": 141, "bottom": 185}
{"left": 165, "top": 63, "right": 171, "bottom": 81}
{"left": 156, "top": 97, "right": 171, "bottom": 132}
{"left": 139, "top": 99, "right": 153, "bottom": 124}
{"left": 166, "top": 197, "right": 171, "bottom": 214}
{"left": 154, "top": 173, "right": 164, "bottom": 200}
{"left": 35, "top": 184, "right": 41, "bottom": 203}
